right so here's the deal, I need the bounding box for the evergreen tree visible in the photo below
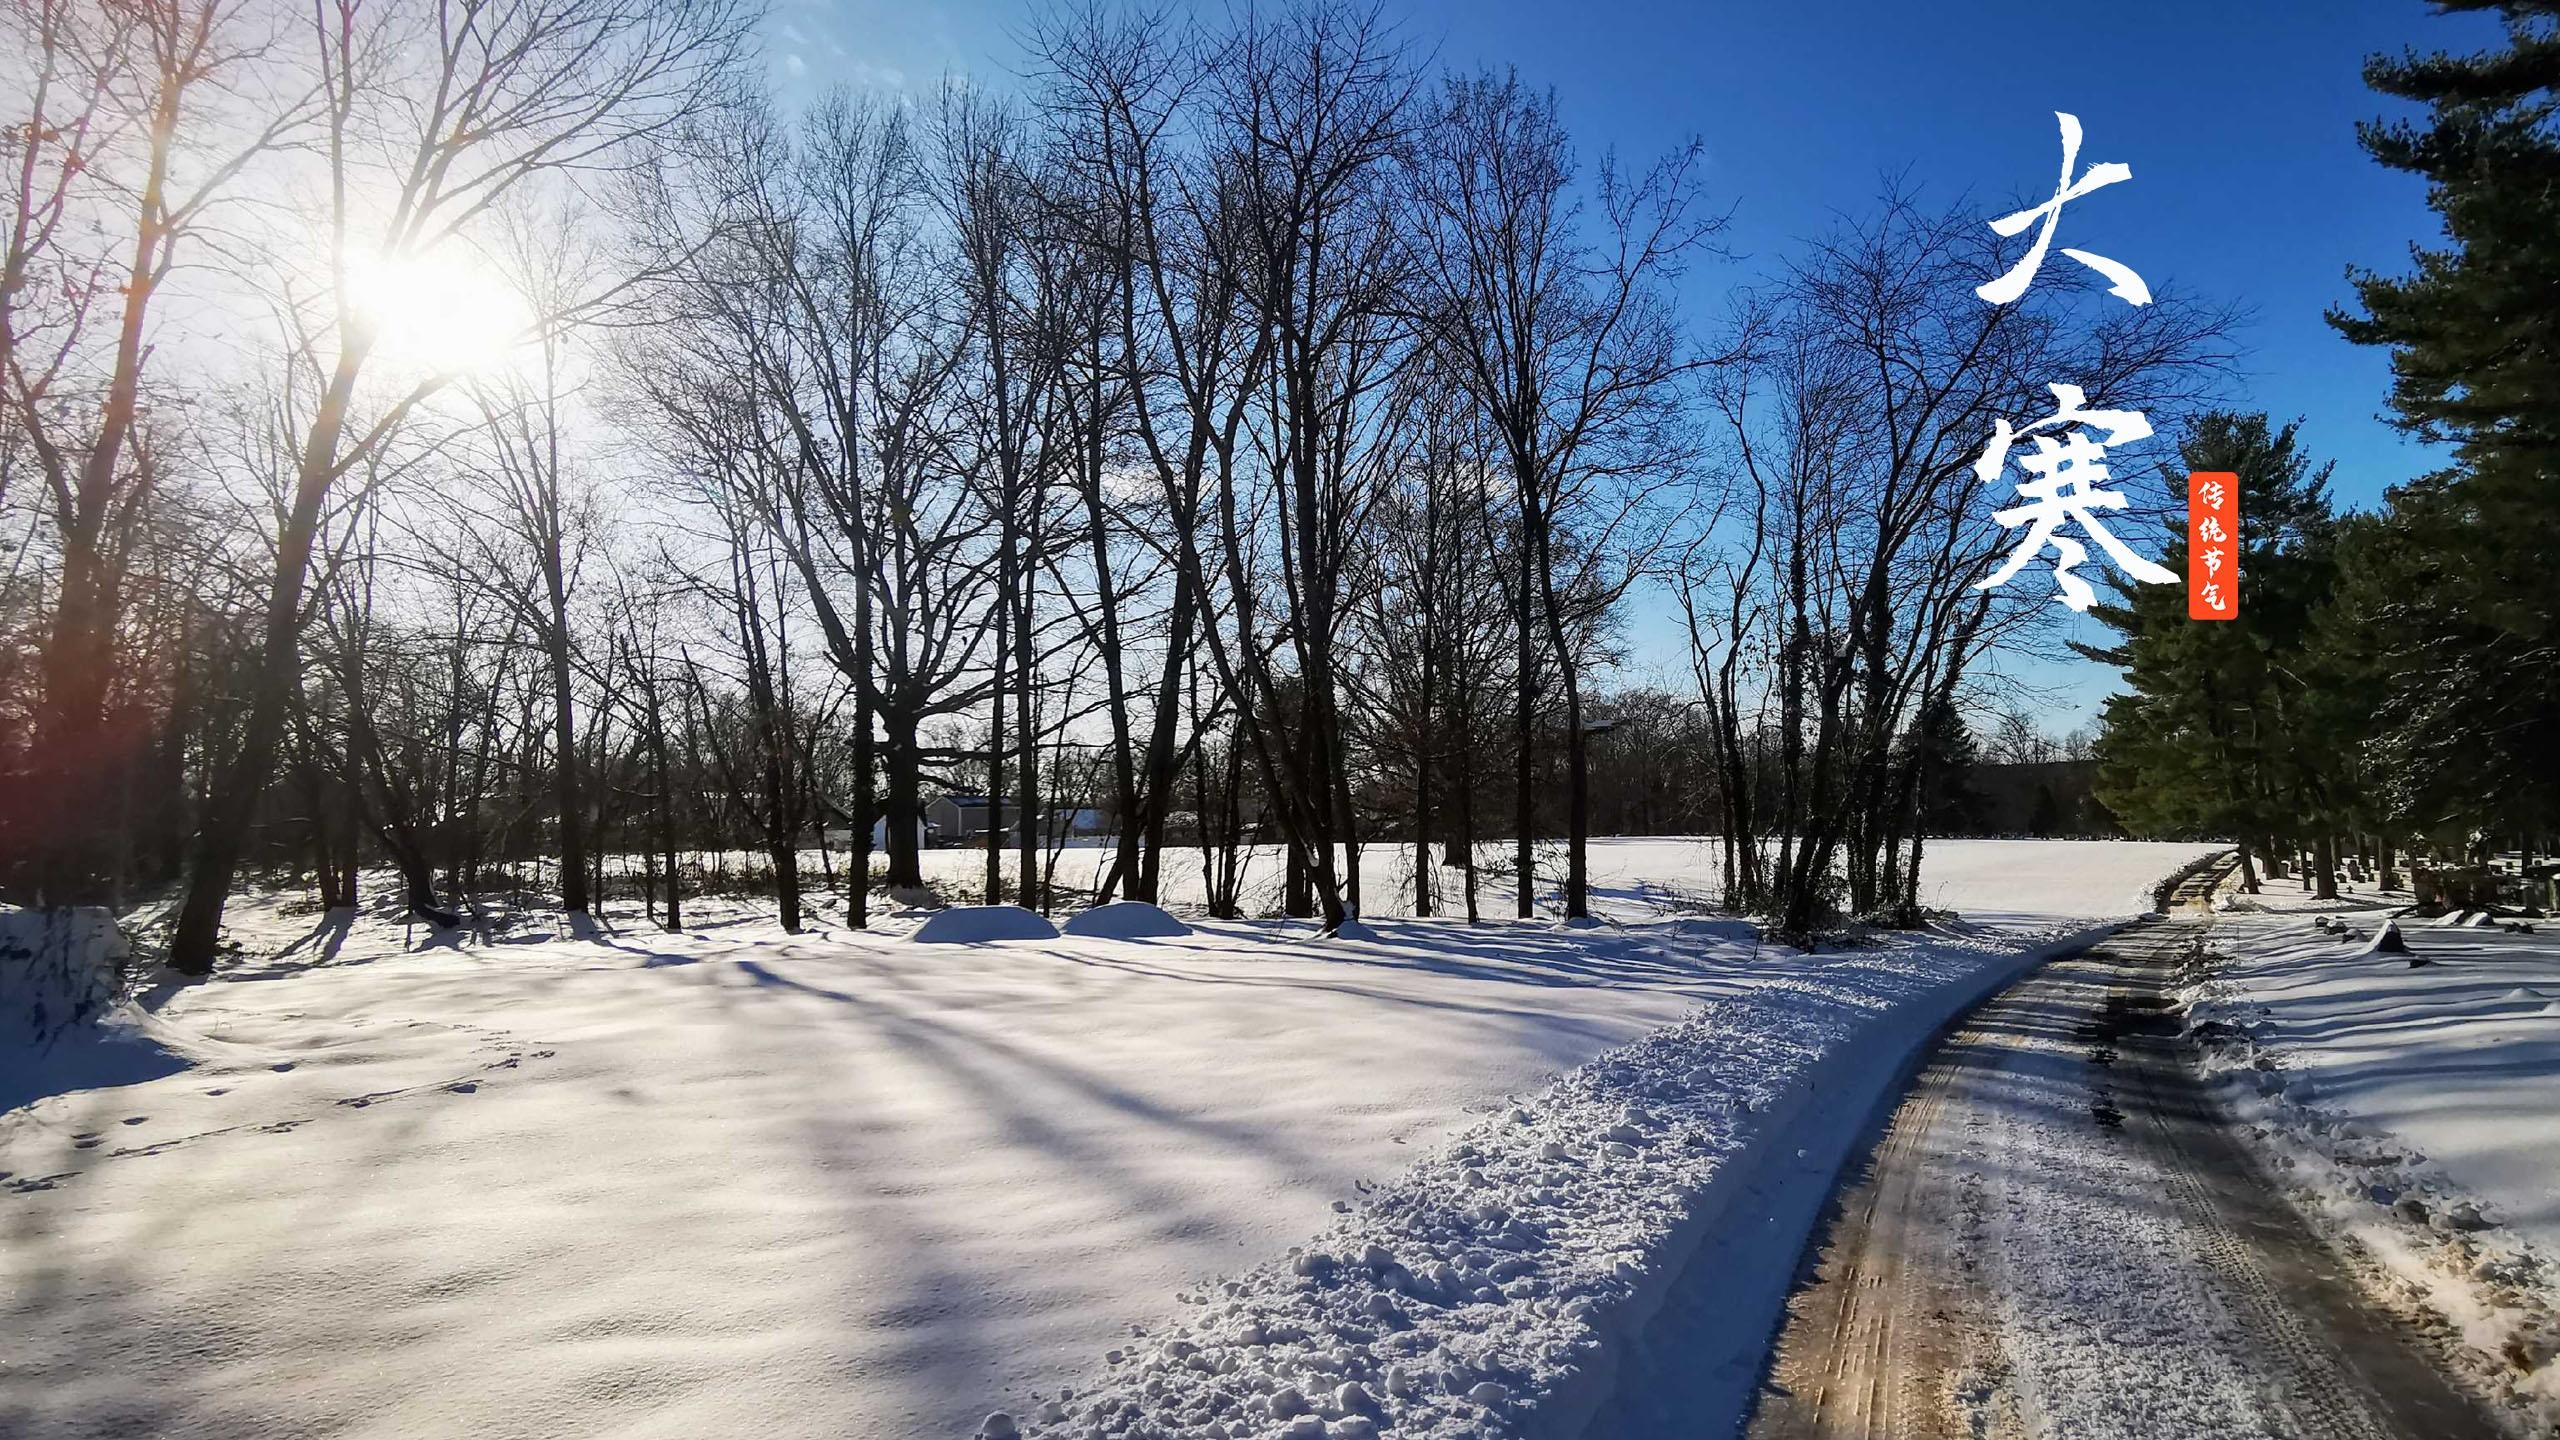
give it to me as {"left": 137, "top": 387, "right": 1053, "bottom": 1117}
{"left": 2334, "top": 1, "right": 2560, "bottom": 487}
{"left": 2328, "top": 1, "right": 2560, "bottom": 847}
{"left": 1906, "top": 699, "right": 1985, "bottom": 837}
{"left": 2079, "top": 414, "right": 2340, "bottom": 886}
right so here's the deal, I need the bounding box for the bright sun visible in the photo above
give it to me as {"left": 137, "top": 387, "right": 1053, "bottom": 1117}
{"left": 345, "top": 248, "right": 535, "bottom": 378}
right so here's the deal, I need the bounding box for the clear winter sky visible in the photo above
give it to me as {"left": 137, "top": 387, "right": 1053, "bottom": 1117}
{"left": 768, "top": 0, "right": 2494, "bottom": 728}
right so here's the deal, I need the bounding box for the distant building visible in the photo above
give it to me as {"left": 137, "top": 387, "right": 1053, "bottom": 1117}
{"left": 814, "top": 797, "right": 932, "bottom": 851}
{"left": 926, "top": 795, "right": 1010, "bottom": 845}
{"left": 869, "top": 815, "right": 929, "bottom": 851}
{"left": 922, "top": 795, "right": 1111, "bottom": 846}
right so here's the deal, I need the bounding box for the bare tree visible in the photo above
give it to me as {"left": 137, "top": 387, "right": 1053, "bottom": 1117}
{"left": 1186, "top": 1, "right": 1414, "bottom": 931}
{"left": 2, "top": 0, "right": 306, "bottom": 903}
{"left": 930, "top": 82, "right": 1072, "bottom": 909}
{"left": 1030, "top": 4, "right": 1258, "bottom": 907}
{"left": 1406, "top": 68, "right": 1716, "bottom": 919}
{"left": 471, "top": 222, "right": 608, "bottom": 918}
{"left": 168, "top": 0, "right": 750, "bottom": 972}
{"left": 1690, "top": 192, "right": 2234, "bottom": 935}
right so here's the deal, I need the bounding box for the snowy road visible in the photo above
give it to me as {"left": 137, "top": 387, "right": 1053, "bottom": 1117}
{"left": 1745, "top": 905, "right": 2501, "bottom": 1440}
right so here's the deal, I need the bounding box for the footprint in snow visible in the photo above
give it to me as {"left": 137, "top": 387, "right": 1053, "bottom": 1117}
{"left": 446, "top": 1082, "right": 478, "bottom": 1095}
{"left": 269, "top": 1062, "right": 295, "bottom": 1073}
{"left": 70, "top": 1133, "right": 102, "bottom": 1150}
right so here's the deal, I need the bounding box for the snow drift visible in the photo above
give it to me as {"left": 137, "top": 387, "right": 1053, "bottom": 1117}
{"left": 1001, "top": 922, "right": 2123, "bottom": 1440}
{"left": 0, "top": 907, "right": 191, "bottom": 1117}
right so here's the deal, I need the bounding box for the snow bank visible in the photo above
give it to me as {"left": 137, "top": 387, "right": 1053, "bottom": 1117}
{"left": 1, "top": 907, "right": 125, "bottom": 1045}
{"left": 911, "top": 904, "right": 1064, "bottom": 943}
{"left": 1006, "top": 922, "right": 2113, "bottom": 1440}
{"left": 2188, "top": 902, "right": 2560, "bottom": 1430}
{"left": 1062, "top": 902, "right": 1193, "bottom": 940}
{"left": 0, "top": 907, "right": 190, "bottom": 1118}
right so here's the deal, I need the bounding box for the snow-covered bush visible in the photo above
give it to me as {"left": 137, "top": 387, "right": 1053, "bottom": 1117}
{"left": 1, "top": 907, "right": 130, "bottom": 1048}
{"left": 911, "top": 905, "right": 1064, "bottom": 943}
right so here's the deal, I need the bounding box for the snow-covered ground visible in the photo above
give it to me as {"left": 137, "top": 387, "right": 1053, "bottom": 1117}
{"left": 2190, "top": 876, "right": 2560, "bottom": 1432}
{"left": 2, "top": 839, "right": 2211, "bottom": 1438}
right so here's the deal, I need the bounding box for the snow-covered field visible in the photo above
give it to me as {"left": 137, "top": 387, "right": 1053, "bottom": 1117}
{"left": 2, "top": 839, "right": 2211, "bottom": 1439}
{"left": 2191, "top": 878, "right": 2560, "bottom": 1431}
{"left": 891, "top": 836, "right": 2216, "bottom": 924}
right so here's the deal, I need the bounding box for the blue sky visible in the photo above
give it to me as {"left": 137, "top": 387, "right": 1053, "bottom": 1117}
{"left": 768, "top": 0, "right": 2493, "bottom": 725}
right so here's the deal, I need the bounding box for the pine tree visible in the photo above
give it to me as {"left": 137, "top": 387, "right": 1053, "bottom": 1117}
{"left": 2079, "top": 414, "right": 2341, "bottom": 884}
{"left": 2328, "top": 1, "right": 2560, "bottom": 845}
{"left": 2333, "top": 1, "right": 2560, "bottom": 486}
{"left": 1906, "top": 699, "right": 1984, "bottom": 837}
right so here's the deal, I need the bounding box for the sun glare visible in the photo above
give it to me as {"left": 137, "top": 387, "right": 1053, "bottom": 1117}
{"left": 346, "top": 249, "right": 535, "bottom": 378}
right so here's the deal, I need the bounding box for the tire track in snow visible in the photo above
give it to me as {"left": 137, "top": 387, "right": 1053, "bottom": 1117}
{"left": 1747, "top": 908, "right": 2503, "bottom": 1440}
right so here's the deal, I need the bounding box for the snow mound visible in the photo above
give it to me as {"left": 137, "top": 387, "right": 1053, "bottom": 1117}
{"left": 1061, "top": 901, "right": 1192, "bottom": 940}
{"left": 2354, "top": 921, "right": 2409, "bottom": 956}
{"left": 2, "top": 907, "right": 127, "bottom": 1046}
{"left": 909, "top": 906, "right": 1062, "bottom": 944}
{"left": 0, "top": 907, "right": 191, "bottom": 1115}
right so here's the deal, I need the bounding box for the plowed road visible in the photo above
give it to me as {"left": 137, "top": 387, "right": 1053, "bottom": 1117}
{"left": 1746, "top": 884, "right": 2499, "bottom": 1440}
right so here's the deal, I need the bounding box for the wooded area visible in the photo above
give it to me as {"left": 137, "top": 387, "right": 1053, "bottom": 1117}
{"left": 6, "top": 0, "right": 2535, "bottom": 966}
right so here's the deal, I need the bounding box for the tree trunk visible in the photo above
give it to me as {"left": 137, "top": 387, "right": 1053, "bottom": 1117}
{"left": 1131, "top": 566, "right": 1198, "bottom": 903}
{"left": 1412, "top": 693, "right": 1435, "bottom": 919}
{"left": 1514, "top": 568, "right": 1536, "bottom": 919}
{"left": 847, "top": 708, "right": 873, "bottom": 928}
{"left": 547, "top": 614, "right": 588, "bottom": 916}
{"left": 1014, "top": 508, "right": 1039, "bottom": 913}
{"left": 1559, "top": 678, "right": 1589, "bottom": 920}
{"left": 645, "top": 674, "right": 681, "bottom": 932}
{"left": 882, "top": 714, "right": 925, "bottom": 890}
{"left": 1456, "top": 742, "right": 1481, "bottom": 925}
{"left": 169, "top": 341, "right": 373, "bottom": 974}
{"left": 985, "top": 649, "right": 1005, "bottom": 906}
